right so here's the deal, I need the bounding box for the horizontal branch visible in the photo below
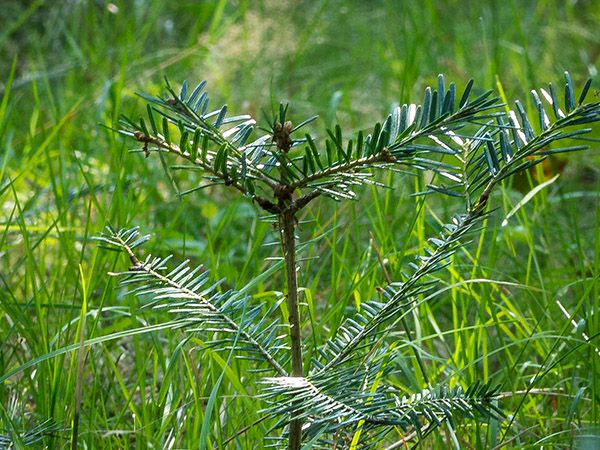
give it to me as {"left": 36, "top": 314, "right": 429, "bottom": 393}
{"left": 288, "top": 148, "right": 397, "bottom": 191}
{"left": 130, "top": 131, "right": 282, "bottom": 213}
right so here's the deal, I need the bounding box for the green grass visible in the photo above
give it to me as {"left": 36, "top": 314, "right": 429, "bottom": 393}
{"left": 1, "top": 0, "right": 600, "bottom": 448}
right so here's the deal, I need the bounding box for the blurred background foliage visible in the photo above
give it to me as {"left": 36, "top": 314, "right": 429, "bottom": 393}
{"left": 1, "top": 0, "right": 600, "bottom": 448}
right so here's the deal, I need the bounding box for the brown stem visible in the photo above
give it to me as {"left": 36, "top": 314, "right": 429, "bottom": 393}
{"left": 280, "top": 207, "right": 303, "bottom": 450}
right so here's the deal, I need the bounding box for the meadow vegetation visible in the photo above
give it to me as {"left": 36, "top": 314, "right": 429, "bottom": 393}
{"left": 1, "top": 1, "right": 600, "bottom": 448}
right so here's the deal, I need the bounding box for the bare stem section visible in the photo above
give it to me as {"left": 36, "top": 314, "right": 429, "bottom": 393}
{"left": 280, "top": 208, "right": 303, "bottom": 450}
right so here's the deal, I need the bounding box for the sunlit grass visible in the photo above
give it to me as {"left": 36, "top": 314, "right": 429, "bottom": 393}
{"left": 1, "top": 1, "right": 599, "bottom": 448}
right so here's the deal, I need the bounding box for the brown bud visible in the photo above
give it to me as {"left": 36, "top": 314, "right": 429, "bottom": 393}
{"left": 273, "top": 121, "right": 293, "bottom": 152}
{"left": 380, "top": 148, "right": 396, "bottom": 163}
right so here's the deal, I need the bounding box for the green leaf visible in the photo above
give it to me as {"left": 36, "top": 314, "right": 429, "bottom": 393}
{"left": 201, "top": 134, "right": 209, "bottom": 161}
{"left": 326, "top": 126, "right": 344, "bottom": 161}
{"left": 279, "top": 103, "right": 288, "bottom": 123}
{"left": 213, "top": 143, "right": 227, "bottom": 173}
{"left": 195, "top": 92, "right": 208, "bottom": 113}
{"left": 214, "top": 104, "right": 228, "bottom": 128}
{"left": 191, "top": 129, "right": 201, "bottom": 159}
{"left": 565, "top": 71, "right": 575, "bottom": 112}
{"left": 499, "top": 127, "right": 513, "bottom": 163}
{"left": 538, "top": 145, "right": 588, "bottom": 155}
{"left": 146, "top": 104, "right": 158, "bottom": 133}
{"left": 514, "top": 100, "right": 534, "bottom": 140}
{"left": 200, "top": 94, "right": 210, "bottom": 115}
{"left": 443, "top": 82, "right": 456, "bottom": 115}
{"left": 530, "top": 90, "right": 548, "bottom": 131}
{"left": 306, "top": 134, "right": 324, "bottom": 170}
{"left": 345, "top": 139, "right": 353, "bottom": 163}
{"left": 356, "top": 130, "right": 364, "bottom": 157}
{"left": 429, "top": 90, "right": 438, "bottom": 123}
{"left": 325, "top": 140, "right": 334, "bottom": 166}
{"left": 291, "top": 115, "right": 318, "bottom": 132}
{"left": 180, "top": 79, "right": 188, "bottom": 101}
{"left": 548, "top": 82, "right": 562, "bottom": 119}
{"left": 459, "top": 79, "right": 474, "bottom": 108}
{"left": 304, "top": 148, "right": 316, "bottom": 174}
{"left": 437, "top": 74, "right": 445, "bottom": 115}
{"left": 368, "top": 122, "right": 382, "bottom": 156}
{"left": 138, "top": 117, "right": 149, "bottom": 135}
{"left": 484, "top": 138, "right": 499, "bottom": 175}
{"left": 162, "top": 117, "right": 170, "bottom": 143}
{"left": 188, "top": 80, "right": 207, "bottom": 106}
{"left": 578, "top": 78, "right": 592, "bottom": 105}
{"left": 179, "top": 130, "right": 189, "bottom": 153}
{"left": 420, "top": 87, "right": 432, "bottom": 128}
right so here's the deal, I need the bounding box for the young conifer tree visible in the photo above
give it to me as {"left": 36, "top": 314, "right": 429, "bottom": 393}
{"left": 97, "top": 73, "right": 600, "bottom": 448}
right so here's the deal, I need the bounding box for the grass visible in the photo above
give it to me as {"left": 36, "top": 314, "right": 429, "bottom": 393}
{"left": 1, "top": 0, "right": 600, "bottom": 448}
